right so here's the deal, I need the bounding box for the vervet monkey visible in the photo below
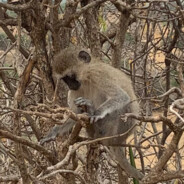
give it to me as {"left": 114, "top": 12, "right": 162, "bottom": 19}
{"left": 40, "top": 47, "right": 143, "bottom": 180}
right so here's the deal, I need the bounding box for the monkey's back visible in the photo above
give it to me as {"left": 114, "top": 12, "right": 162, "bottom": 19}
{"left": 78, "top": 61, "right": 138, "bottom": 112}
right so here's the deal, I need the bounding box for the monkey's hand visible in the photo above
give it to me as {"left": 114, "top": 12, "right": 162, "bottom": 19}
{"left": 74, "top": 97, "right": 95, "bottom": 115}
{"left": 89, "top": 110, "right": 105, "bottom": 124}
{"left": 74, "top": 97, "right": 108, "bottom": 124}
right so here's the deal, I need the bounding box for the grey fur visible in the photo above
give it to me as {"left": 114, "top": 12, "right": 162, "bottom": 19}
{"left": 40, "top": 47, "right": 143, "bottom": 180}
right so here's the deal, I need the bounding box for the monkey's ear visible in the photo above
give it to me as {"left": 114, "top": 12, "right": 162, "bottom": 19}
{"left": 78, "top": 51, "right": 91, "bottom": 63}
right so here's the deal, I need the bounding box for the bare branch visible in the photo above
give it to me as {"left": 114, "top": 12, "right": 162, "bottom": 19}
{"left": 39, "top": 169, "right": 86, "bottom": 184}
{"left": 170, "top": 99, "right": 184, "bottom": 123}
{"left": 122, "top": 113, "right": 178, "bottom": 133}
{"left": 0, "top": 0, "right": 34, "bottom": 11}
{"left": 142, "top": 131, "right": 183, "bottom": 183}
{"left": 0, "top": 175, "right": 20, "bottom": 182}
{"left": 0, "top": 129, "right": 57, "bottom": 164}
{"left": 56, "top": 0, "right": 108, "bottom": 28}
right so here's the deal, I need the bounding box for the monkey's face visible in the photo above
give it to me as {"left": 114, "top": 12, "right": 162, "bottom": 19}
{"left": 52, "top": 47, "right": 92, "bottom": 90}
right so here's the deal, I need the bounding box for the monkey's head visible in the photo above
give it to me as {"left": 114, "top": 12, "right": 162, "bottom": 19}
{"left": 52, "top": 47, "right": 91, "bottom": 79}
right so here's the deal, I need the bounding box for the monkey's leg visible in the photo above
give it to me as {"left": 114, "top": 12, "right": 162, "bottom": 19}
{"left": 90, "top": 91, "right": 130, "bottom": 123}
{"left": 110, "top": 147, "right": 144, "bottom": 181}
{"left": 40, "top": 119, "right": 75, "bottom": 145}
{"left": 40, "top": 98, "right": 95, "bottom": 145}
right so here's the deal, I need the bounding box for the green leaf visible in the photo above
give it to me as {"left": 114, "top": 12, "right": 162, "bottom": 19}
{"left": 129, "top": 147, "right": 139, "bottom": 184}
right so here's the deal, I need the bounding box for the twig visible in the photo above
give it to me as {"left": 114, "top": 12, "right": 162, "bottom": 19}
{"left": 170, "top": 100, "right": 184, "bottom": 123}
{"left": 142, "top": 131, "right": 183, "bottom": 183}
{"left": 0, "top": 0, "right": 34, "bottom": 11}
{"left": 0, "top": 129, "right": 57, "bottom": 164}
{"left": 57, "top": 0, "right": 108, "bottom": 28}
{"left": 122, "top": 113, "right": 178, "bottom": 133}
{"left": 0, "top": 175, "right": 20, "bottom": 182}
{"left": 0, "top": 67, "right": 15, "bottom": 70}
{"left": 0, "top": 41, "right": 16, "bottom": 60}
{"left": 39, "top": 169, "right": 86, "bottom": 184}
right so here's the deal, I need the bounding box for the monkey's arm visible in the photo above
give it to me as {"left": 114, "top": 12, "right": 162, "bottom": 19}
{"left": 91, "top": 89, "right": 130, "bottom": 123}
{"left": 40, "top": 119, "right": 75, "bottom": 145}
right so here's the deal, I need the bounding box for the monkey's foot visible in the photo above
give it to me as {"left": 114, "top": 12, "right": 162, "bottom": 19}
{"left": 39, "top": 134, "right": 56, "bottom": 145}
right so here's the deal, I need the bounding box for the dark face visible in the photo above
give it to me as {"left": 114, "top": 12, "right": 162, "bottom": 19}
{"left": 62, "top": 50, "right": 91, "bottom": 91}
{"left": 62, "top": 73, "right": 81, "bottom": 90}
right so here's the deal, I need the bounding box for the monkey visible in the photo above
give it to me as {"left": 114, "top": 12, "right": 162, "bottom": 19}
{"left": 40, "top": 47, "right": 143, "bottom": 180}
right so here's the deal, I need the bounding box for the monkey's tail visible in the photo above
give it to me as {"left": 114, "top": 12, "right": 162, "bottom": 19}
{"left": 110, "top": 147, "right": 144, "bottom": 181}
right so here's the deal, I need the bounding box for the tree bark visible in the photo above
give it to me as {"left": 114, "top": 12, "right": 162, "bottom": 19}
{"left": 82, "top": 0, "right": 101, "bottom": 58}
{"left": 112, "top": 9, "right": 130, "bottom": 68}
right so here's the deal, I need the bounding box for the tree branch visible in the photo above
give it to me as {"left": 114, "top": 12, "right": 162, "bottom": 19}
{"left": 0, "top": 129, "right": 57, "bottom": 164}
{"left": 0, "top": 0, "right": 34, "bottom": 11}
{"left": 56, "top": 0, "right": 108, "bottom": 28}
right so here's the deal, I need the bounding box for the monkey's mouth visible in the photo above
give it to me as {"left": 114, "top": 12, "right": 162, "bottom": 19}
{"left": 62, "top": 74, "right": 81, "bottom": 91}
